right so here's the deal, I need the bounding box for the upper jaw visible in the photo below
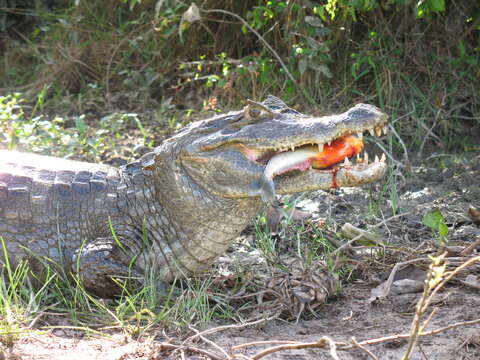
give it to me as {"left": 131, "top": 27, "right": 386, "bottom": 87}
{"left": 245, "top": 104, "right": 388, "bottom": 153}
{"left": 199, "top": 103, "right": 388, "bottom": 154}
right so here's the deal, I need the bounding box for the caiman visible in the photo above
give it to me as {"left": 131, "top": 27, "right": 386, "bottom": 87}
{"left": 0, "top": 96, "right": 388, "bottom": 297}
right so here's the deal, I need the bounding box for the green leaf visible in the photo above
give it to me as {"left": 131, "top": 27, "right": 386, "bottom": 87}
{"left": 316, "top": 6, "right": 328, "bottom": 22}
{"left": 423, "top": 209, "right": 449, "bottom": 244}
{"left": 438, "top": 222, "right": 449, "bottom": 239}
{"left": 429, "top": 0, "right": 445, "bottom": 12}
{"left": 422, "top": 209, "right": 443, "bottom": 229}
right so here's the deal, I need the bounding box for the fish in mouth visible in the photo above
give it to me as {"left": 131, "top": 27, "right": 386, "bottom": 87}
{"left": 243, "top": 115, "right": 388, "bottom": 204}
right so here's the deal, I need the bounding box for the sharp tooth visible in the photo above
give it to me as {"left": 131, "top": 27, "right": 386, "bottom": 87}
{"left": 375, "top": 127, "right": 382, "bottom": 137}
{"left": 356, "top": 153, "right": 361, "bottom": 162}
{"left": 318, "top": 143, "right": 324, "bottom": 152}
{"left": 343, "top": 157, "right": 351, "bottom": 166}
{"left": 369, "top": 129, "right": 375, "bottom": 136}
{"left": 380, "top": 153, "right": 386, "bottom": 162}
{"left": 291, "top": 145, "right": 295, "bottom": 152}
{"left": 364, "top": 152, "right": 369, "bottom": 164}
{"left": 357, "top": 132, "right": 363, "bottom": 140}
{"left": 327, "top": 141, "right": 331, "bottom": 146}
{"left": 382, "top": 126, "right": 388, "bottom": 135}
{"left": 374, "top": 155, "right": 380, "bottom": 163}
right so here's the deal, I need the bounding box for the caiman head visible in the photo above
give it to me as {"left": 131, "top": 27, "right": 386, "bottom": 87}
{"left": 153, "top": 95, "right": 388, "bottom": 202}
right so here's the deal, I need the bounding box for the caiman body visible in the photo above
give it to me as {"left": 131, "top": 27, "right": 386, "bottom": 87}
{"left": 0, "top": 96, "right": 388, "bottom": 296}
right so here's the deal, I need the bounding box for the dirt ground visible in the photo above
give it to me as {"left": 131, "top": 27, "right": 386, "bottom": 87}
{"left": 2, "top": 151, "right": 480, "bottom": 359}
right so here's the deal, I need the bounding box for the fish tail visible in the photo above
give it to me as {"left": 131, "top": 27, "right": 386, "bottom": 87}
{"left": 248, "top": 174, "right": 276, "bottom": 204}
{"left": 259, "top": 174, "right": 277, "bottom": 203}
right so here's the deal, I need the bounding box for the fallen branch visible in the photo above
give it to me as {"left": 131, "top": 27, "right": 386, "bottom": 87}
{"left": 351, "top": 336, "right": 379, "bottom": 360}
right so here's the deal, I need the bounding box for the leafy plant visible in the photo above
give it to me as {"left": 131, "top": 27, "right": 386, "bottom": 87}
{"left": 415, "top": 0, "right": 446, "bottom": 18}
{"left": 422, "top": 209, "right": 449, "bottom": 245}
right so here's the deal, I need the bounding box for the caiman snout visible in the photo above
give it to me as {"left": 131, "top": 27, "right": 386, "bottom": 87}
{"left": 240, "top": 104, "right": 389, "bottom": 203}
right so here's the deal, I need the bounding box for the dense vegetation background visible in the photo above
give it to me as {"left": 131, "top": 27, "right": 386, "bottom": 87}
{"left": 1, "top": 0, "right": 479, "bottom": 156}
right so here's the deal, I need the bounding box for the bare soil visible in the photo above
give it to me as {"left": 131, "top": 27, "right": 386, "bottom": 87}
{"left": 2, "top": 151, "right": 480, "bottom": 360}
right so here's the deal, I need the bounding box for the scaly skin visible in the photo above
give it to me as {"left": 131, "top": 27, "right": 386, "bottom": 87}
{"left": 0, "top": 96, "right": 388, "bottom": 296}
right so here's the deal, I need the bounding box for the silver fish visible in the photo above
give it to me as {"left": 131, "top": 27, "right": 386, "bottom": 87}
{"left": 249, "top": 147, "right": 318, "bottom": 203}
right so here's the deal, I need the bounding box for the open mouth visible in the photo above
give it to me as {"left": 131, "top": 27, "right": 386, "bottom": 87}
{"left": 238, "top": 123, "right": 388, "bottom": 175}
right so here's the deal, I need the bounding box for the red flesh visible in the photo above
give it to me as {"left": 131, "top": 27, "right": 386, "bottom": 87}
{"left": 309, "top": 135, "right": 364, "bottom": 169}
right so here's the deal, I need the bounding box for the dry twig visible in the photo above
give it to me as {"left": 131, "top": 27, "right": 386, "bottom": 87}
{"left": 232, "top": 340, "right": 300, "bottom": 351}
{"left": 184, "top": 316, "right": 276, "bottom": 344}
{"left": 373, "top": 211, "right": 412, "bottom": 229}
{"left": 369, "top": 258, "right": 427, "bottom": 302}
{"left": 158, "top": 342, "right": 225, "bottom": 360}
{"left": 188, "top": 325, "right": 230, "bottom": 359}
{"left": 250, "top": 336, "right": 341, "bottom": 360}
{"left": 460, "top": 237, "right": 480, "bottom": 256}
{"left": 350, "top": 337, "right": 379, "bottom": 360}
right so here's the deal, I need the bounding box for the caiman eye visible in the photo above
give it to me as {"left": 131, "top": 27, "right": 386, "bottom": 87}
{"left": 247, "top": 107, "right": 261, "bottom": 118}
{"left": 231, "top": 100, "right": 275, "bottom": 128}
{"left": 244, "top": 99, "right": 275, "bottom": 121}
